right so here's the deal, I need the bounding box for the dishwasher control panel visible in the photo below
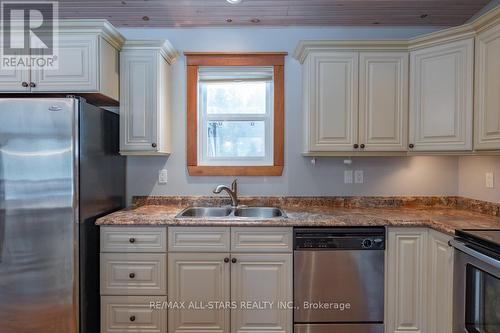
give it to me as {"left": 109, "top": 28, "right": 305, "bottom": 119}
{"left": 294, "top": 227, "right": 385, "bottom": 250}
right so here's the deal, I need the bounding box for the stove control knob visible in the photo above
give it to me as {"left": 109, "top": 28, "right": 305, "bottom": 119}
{"left": 373, "top": 238, "right": 384, "bottom": 247}
{"left": 362, "top": 239, "right": 373, "bottom": 248}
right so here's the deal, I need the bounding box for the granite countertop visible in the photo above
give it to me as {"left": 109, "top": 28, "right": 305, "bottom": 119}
{"left": 96, "top": 196, "right": 500, "bottom": 236}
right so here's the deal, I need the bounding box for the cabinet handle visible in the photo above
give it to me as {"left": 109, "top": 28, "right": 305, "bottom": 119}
{"left": 129, "top": 272, "right": 135, "bottom": 279}
{"left": 231, "top": 258, "right": 237, "bottom": 263}
{"left": 129, "top": 237, "right": 136, "bottom": 243}
{"left": 21, "top": 82, "right": 29, "bottom": 88}
{"left": 129, "top": 315, "right": 136, "bottom": 322}
{"left": 224, "top": 257, "right": 230, "bottom": 263}
{"left": 409, "top": 143, "right": 415, "bottom": 149}
{"left": 360, "top": 144, "right": 365, "bottom": 149}
{"left": 151, "top": 143, "right": 157, "bottom": 148}
{"left": 29, "top": 82, "right": 36, "bottom": 88}
{"left": 353, "top": 144, "right": 359, "bottom": 149}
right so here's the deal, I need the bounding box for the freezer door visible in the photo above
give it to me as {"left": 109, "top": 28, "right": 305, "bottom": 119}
{"left": 79, "top": 101, "right": 125, "bottom": 333}
{"left": 0, "top": 98, "right": 78, "bottom": 333}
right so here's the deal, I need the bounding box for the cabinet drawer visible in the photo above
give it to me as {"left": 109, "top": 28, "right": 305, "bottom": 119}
{"left": 231, "top": 227, "right": 293, "bottom": 252}
{"left": 101, "top": 227, "right": 167, "bottom": 253}
{"left": 168, "top": 227, "right": 230, "bottom": 252}
{"left": 101, "top": 296, "right": 167, "bottom": 333}
{"left": 101, "top": 253, "right": 166, "bottom": 295}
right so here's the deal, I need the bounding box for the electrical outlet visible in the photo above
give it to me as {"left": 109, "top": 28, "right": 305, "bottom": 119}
{"left": 159, "top": 169, "right": 168, "bottom": 184}
{"left": 354, "top": 170, "right": 364, "bottom": 184}
{"left": 486, "top": 172, "right": 494, "bottom": 189}
{"left": 344, "top": 170, "right": 353, "bottom": 184}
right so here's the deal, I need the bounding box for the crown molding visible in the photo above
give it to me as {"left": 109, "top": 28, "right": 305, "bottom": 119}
{"left": 293, "top": 40, "right": 408, "bottom": 63}
{"left": 294, "top": 4, "right": 500, "bottom": 63}
{"left": 57, "top": 19, "right": 125, "bottom": 49}
{"left": 122, "top": 40, "right": 179, "bottom": 64}
{"left": 471, "top": 4, "right": 500, "bottom": 32}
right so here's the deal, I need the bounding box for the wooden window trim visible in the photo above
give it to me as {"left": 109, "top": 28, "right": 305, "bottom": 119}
{"left": 186, "top": 52, "right": 286, "bottom": 176}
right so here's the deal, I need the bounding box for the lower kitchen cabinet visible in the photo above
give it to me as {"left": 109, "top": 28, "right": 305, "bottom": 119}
{"left": 100, "top": 227, "right": 169, "bottom": 333}
{"left": 168, "top": 252, "right": 231, "bottom": 333}
{"left": 167, "top": 227, "right": 293, "bottom": 333}
{"left": 231, "top": 254, "right": 293, "bottom": 333}
{"left": 426, "top": 230, "right": 454, "bottom": 333}
{"left": 101, "top": 295, "right": 168, "bottom": 333}
{"left": 385, "top": 228, "right": 453, "bottom": 333}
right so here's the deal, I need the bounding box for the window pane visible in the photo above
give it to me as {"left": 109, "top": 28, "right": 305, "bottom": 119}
{"left": 207, "top": 121, "right": 265, "bottom": 158}
{"left": 205, "top": 82, "right": 267, "bottom": 114}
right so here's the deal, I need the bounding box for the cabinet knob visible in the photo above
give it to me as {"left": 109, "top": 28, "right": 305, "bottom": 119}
{"left": 224, "top": 257, "right": 230, "bottom": 263}
{"left": 129, "top": 237, "right": 136, "bottom": 243}
{"left": 151, "top": 143, "right": 157, "bottom": 148}
{"left": 21, "top": 82, "right": 29, "bottom": 87}
{"left": 360, "top": 144, "right": 365, "bottom": 149}
{"left": 353, "top": 144, "right": 359, "bottom": 149}
{"left": 409, "top": 143, "right": 415, "bottom": 149}
{"left": 29, "top": 82, "right": 36, "bottom": 88}
{"left": 129, "top": 316, "right": 136, "bottom": 322}
{"left": 129, "top": 272, "right": 135, "bottom": 279}
{"left": 231, "top": 258, "right": 237, "bottom": 264}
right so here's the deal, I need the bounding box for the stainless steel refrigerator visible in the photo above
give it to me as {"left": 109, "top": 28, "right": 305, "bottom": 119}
{"left": 0, "top": 97, "right": 126, "bottom": 333}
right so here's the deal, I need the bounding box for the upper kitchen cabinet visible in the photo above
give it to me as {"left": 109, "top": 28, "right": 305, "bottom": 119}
{"left": 0, "top": 49, "right": 31, "bottom": 92}
{"left": 359, "top": 52, "right": 408, "bottom": 151}
{"left": 119, "top": 40, "right": 178, "bottom": 155}
{"left": 474, "top": 21, "right": 500, "bottom": 150}
{"left": 301, "top": 50, "right": 359, "bottom": 152}
{"left": 0, "top": 20, "right": 124, "bottom": 104}
{"left": 295, "top": 42, "right": 409, "bottom": 154}
{"left": 409, "top": 37, "right": 474, "bottom": 152}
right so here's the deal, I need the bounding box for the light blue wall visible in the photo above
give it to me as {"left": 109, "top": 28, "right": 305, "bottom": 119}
{"left": 119, "top": 26, "right": 463, "bottom": 203}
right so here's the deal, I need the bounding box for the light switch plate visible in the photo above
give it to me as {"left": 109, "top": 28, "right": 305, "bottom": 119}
{"left": 486, "top": 172, "right": 494, "bottom": 188}
{"left": 159, "top": 169, "right": 168, "bottom": 184}
{"left": 344, "top": 170, "right": 353, "bottom": 184}
{"left": 354, "top": 170, "right": 364, "bottom": 184}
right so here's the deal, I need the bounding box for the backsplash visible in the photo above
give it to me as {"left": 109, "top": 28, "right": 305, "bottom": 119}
{"left": 133, "top": 196, "right": 500, "bottom": 217}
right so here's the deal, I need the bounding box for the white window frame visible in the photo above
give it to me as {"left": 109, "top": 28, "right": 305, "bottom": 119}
{"left": 197, "top": 67, "right": 274, "bottom": 166}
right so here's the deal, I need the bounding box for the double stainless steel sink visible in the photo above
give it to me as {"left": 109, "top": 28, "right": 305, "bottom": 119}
{"left": 176, "top": 206, "right": 287, "bottom": 219}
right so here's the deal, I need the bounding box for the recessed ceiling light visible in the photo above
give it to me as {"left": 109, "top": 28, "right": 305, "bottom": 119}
{"left": 226, "top": 0, "right": 243, "bottom": 4}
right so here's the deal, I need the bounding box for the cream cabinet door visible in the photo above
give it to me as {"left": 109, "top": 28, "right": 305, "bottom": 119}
{"left": 359, "top": 52, "right": 408, "bottom": 151}
{"left": 386, "top": 228, "right": 427, "bottom": 333}
{"left": 0, "top": 48, "right": 30, "bottom": 92}
{"left": 231, "top": 254, "right": 292, "bottom": 333}
{"left": 168, "top": 252, "right": 230, "bottom": 333}
{"left": 427, "top": 230, "right": 453, "bottom": 333}
{"left": 409, "top": 38, "right": 474, "bottom": 151}
{"left": 305, "top": 51, "right": 358, "bottom": 151}
{"left": 31, "top": 34, "right": 99, "bottom": 92}
{"left": 475, "top": 23, "right": 500, "bottom": 150}
{"left": 120, "top": 50, "right": 158, "bottom": 152}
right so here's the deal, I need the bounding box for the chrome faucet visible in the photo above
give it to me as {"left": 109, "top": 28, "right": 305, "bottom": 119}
{"left": 213, "top": 179, "right": 238, "bottom": 207}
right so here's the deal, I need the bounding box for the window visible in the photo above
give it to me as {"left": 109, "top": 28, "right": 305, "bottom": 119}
{"left": 186, "top": 53, "right": 286, "bottom": 176}
{"left": 199, "top": 67, "right": 274, "bottom": 166}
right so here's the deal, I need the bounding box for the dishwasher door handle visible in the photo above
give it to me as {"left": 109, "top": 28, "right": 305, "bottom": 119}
{"left": 449, "top": 239, "right": 500, "bottom": 269}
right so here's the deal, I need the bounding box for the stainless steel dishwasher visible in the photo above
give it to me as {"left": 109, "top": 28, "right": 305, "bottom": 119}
{"left": 294, "top": 227, "right": 385, "bottom": 333}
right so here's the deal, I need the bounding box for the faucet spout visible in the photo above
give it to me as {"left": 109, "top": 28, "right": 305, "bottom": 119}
{"left": 213, "top": 179, "right": 239, "bottom": 207}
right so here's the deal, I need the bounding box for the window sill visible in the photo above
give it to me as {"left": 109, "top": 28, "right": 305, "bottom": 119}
{"left": 187, "top": 165, "right": 284, "bottom": 176}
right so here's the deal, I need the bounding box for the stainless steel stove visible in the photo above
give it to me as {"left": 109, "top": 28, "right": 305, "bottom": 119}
{"left": 450, "top": 229, "right": 500, "bottom": 333}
